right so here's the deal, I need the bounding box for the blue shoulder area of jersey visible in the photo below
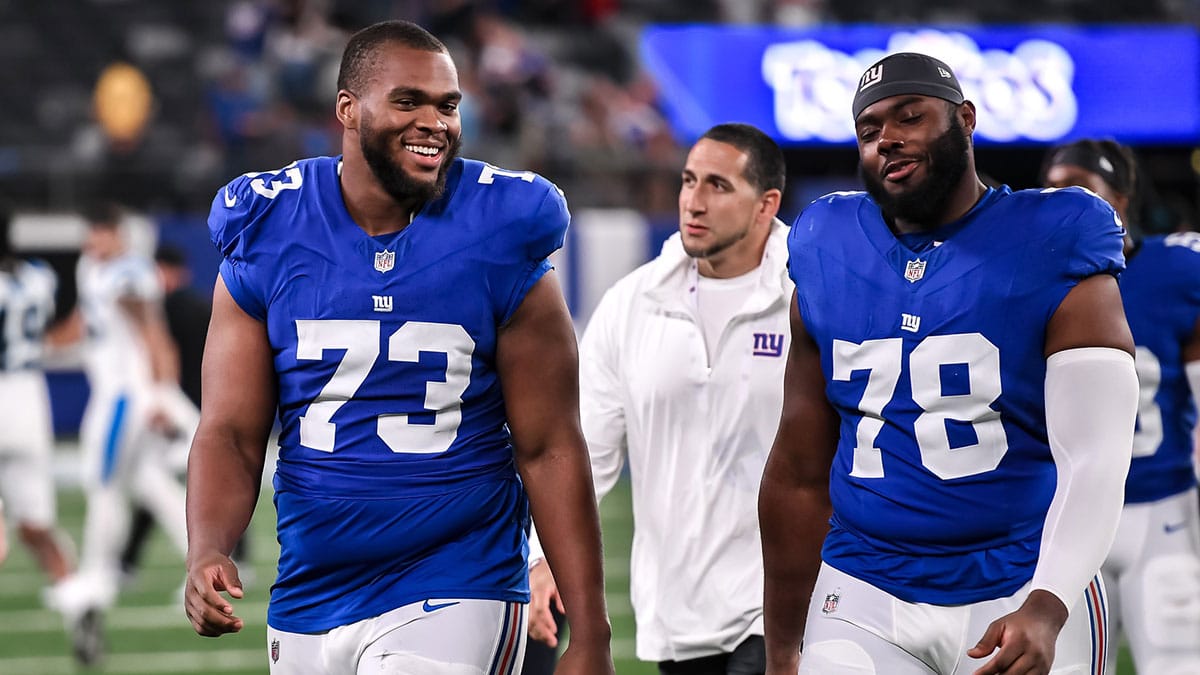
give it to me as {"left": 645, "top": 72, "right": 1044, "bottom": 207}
{"left": 210, "top": 157, "right": 569, "bottom": 264}
{"left": 790, "top": 191, "right": 866, "bottom": 239}
{"left": 208, "top": 158, "right": 314, "bottom": 260}
{"left": 447, "top": 159, "right": 569, "bottom": 263}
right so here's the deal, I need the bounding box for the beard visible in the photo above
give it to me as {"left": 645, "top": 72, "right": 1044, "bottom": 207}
{"left": 359, "top": 111, "right": 462, "bottom": 205}
{"left": 682, "top": 223, "right": 750, "bottom": 260}
{"left": 860, "top": 116, "right": 970, "bottom": 227}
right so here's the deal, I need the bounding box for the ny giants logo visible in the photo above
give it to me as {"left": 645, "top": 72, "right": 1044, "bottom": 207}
{"left": 270, "top": 639, "right": 280, "bottom": 664}
{"left": 752, "top": 332, "right": 785, "bottom": 357}
{"left": 859, "top": 64, "right": 883, "bottom": 91}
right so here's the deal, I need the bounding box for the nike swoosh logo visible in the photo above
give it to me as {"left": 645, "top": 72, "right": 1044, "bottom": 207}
{"left": 224, "top": 188, "right": 237, "bottom": 208}
{"left": 422, "top": 599, "right": 460, "bottom": 613}
{"left": 1164, "top": 521, "right": 1189, "bottom": 534}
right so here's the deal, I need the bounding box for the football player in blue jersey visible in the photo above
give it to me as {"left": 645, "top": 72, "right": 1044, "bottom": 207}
{"left": 1043, "top": 139, "right": 1200, "bottom": 675}
{"left": 184, "top": 20, "right": 613, "bottom": 675}
{"left": 759, "top": 52, "right": 1139, "bottom": 675}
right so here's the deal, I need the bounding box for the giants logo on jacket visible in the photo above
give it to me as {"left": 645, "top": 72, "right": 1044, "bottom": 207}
{"left": 752, "top": 332, "right": 784, "bottom": 357}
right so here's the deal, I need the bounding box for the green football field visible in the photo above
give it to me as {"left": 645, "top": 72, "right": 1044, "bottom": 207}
{"left": 0, "top": 477, "right": 1131, "bottom": 674}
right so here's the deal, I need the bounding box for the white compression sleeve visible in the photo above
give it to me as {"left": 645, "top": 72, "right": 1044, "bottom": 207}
{"left": 1031, "top": 347, "right": 1138, "bottom": 611}
{"left": 1186, "top": 361, "right": 1200, "bottom": 413}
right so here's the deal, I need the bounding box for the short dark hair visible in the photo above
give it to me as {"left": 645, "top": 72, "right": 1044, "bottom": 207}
{"left": 82, "top": 202, "right": 123, "bottom": 230}
{"left": 337, "top": 20, "right": 449, "bottom": 95}
{"left": 699, "top": 123, "right": 786, "bottom": 195}
{"left": 155, "top": 244, "right": 187, "bottom": 267}
{"left": 1041, "top": 139, "right": 1138, "bottom": 198}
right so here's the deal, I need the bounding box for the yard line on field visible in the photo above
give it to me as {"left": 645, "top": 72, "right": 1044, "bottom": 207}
{"left": 0, "top": 602, "right": 269, "bottom": 633}
{"left": 0, "top": 649, "right": 265, "bottom": 674}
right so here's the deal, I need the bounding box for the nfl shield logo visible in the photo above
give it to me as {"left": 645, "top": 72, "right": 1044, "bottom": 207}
{"left": 374, "top": 249, "right": 395, "bottom": 273}
{"left": 904, "top": 258, "right": 927, "bottom": 283}
{"left": 270, "top": 639, "right": 280, "bottom": 663}
{"left": 822, "top": 590, "right": 840, "bottom": 615}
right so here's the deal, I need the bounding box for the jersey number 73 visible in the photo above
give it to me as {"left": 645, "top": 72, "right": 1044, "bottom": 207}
{"left": 296, "top": 319, "right": 473, "bottom": 454}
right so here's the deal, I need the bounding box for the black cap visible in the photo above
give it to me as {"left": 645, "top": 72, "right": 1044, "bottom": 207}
{"left": 852, "top": 52, "right": 964, "bottom": 120}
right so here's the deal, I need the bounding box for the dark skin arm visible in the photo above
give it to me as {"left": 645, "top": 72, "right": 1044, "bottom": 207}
{"left": 969, "top": 273, "right": 1133, "bottom": 675}
{"left": 760, "top": 294, "right": 839, "bottom": 674}
{"left": 497, "top": 270, "right": 614, "bottom": 675}
{"left": 184, "top": 276, "right": 275, "bottom": 637}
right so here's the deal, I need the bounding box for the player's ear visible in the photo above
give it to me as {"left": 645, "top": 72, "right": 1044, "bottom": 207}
{"left": 957, "top": 100, "right": 977, "bottom": 136}
{"left": 758, "top": 188, "right": 783, "bottom": 223}
{"left": 336, "top": 90, "right": 358, "bottom": 130}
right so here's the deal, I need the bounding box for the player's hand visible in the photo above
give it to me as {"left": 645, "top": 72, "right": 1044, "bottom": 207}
{"left": 184, "top": 550, "right": 245, "bottom": 637}
{"left": 968, "top": 590, "right": 1068, "bottom": 674}
{"left": 528, "top": 559, "right": 564, "bottom": 646}
{"left": 147, "top": 406, "right": 180, "bottom": 438}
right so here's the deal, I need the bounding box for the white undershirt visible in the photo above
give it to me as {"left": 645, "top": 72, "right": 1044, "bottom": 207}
{"left": 695, "top": 267, "right": 760, "bottom": 363}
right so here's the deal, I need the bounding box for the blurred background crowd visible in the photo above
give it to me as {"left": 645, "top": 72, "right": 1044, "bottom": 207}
{"left": 5, "top": 0, "right": 1199, "bottom": 220}
{"left": 1, "top": 2, "right": 1199, "bottom": 673}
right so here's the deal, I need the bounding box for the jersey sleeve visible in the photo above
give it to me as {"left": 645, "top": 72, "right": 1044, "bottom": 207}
{"left": 1052, "top": 187, "right": 1127, "bottom": 281}
{"left": 208, "top": 174, "right": 269, "bottom": 321}
{"left": 498, "top": 180, "right": 569, "bottom": 323}
{"left": 786, "top": 195, "right": 845, "bottom": 335}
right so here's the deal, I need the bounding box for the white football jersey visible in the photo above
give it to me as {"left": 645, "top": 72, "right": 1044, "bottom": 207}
{"left": 0, "top": 260, "right": 56, "bottom": 372}
{"left": 76, "top": 253, "right": 161, "bottom": 389}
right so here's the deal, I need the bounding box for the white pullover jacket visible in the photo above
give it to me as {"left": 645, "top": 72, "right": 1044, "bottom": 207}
{"left": 580, "top": 220, "right": 793, "bottom": 661}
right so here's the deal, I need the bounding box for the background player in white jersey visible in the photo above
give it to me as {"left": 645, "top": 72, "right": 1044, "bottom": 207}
{"left": 185, "top": 20, "right": 613, "bottom": 675}
{"left": 527, "top": 123, "right": 790, "bottom": 674}
{"left": 1043, "top": 139, "right": 1200, "bottom": 675}
{"left": 760, "top": 53, "right": 1138, "bottom": 675}
{"left": 47, "top": 202, "right": 194, "bottom": 666}
{"left": 0, "top": 204, "right": 78, "bottom": 623}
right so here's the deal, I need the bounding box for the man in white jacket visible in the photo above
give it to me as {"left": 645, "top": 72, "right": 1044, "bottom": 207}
{"left": 529, "top": 123, "right": 791, "bottom": 674}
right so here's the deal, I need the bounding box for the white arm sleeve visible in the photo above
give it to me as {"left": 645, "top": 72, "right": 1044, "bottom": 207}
{"left": 1186, "top": 361, "right": 1200, "bottom": 414}
{"left": 1031, "top": 347, "right": 1137, "bottom": 611}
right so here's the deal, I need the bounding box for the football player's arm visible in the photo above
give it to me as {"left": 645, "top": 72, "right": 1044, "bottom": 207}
{"left": 498, "top": 270, "right": 613, "bottom": 674}
{"left": 184, "top": 276, "right": 276, "bottom": 637}
{"left": 970, "top": 273, "right": 1136, "bottom": 675}
{"left": 43, "top": 308, "right": 84, "bottom": 349}
{"left": 759, "top": 293, "right": 838, "bottom": 674}
{"left": 527, "top": 287, "right": 628, "bottom": 646}
{"left": 119, "top": 294, "right": 181, "bottom": 386}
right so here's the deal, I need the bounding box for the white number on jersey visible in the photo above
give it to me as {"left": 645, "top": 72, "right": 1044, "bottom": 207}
{"left": 245, "top": 164, "right": 303, "bottom": 199}
{"left": 1131, "top": 346, "right": 1163, "bottom": 457}
{"left": 834, "top": 332, "right": 1008, "bottom": 480}
{"left": 477, "top": 164, "right": 535, "bottom": 185}
{"left": 1165, "top": 231, "right": 1200, "bottom": 253}
{"left": 296, "top": 320, "right": 474, "bottom": 454}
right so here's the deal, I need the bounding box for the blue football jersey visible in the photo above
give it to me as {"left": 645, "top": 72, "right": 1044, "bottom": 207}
{"left": 1121, "top": 233, "right": 1200, "bottom": 503}
{"left": 208, "top": 156, "right": 568, "bottom": 632}
{"left": 788, "top": 186, "right": 1125, "bottom": 605}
